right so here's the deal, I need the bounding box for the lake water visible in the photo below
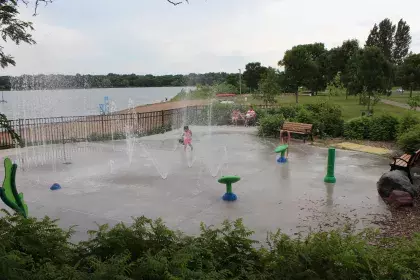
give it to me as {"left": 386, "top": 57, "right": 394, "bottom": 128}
{"left": 0, "top": 87, "right": 192, "bottom": 119}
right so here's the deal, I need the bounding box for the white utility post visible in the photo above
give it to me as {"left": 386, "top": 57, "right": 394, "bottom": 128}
{"left": 238, "top": 69, "right": 242, "bottom": 95}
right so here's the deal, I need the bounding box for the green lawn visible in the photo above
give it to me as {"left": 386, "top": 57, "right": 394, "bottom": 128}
{"left": 382, "top": 91, "right": 420, "bottom": 103}
{"left": 234, "top": 94, "right": 420, "bottom": 120}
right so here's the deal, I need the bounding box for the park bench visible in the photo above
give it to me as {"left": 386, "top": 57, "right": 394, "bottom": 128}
{"left": 390, "top": 149, "right": 420, "bottom": 184}
{"left": 281, "top": 121, "right": 313, "bottom": 143}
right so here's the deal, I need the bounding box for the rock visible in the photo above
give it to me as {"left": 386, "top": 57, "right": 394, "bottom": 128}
{"left": 377, "top": 170, "right": 419, "bottom": 198}
{"left": 387, "top": 190, "right": 413, "bottom": 207}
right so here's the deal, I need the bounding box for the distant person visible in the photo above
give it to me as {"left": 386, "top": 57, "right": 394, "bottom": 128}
{"left": 231, "top": 109, "right": 242, "bottom": 125}
{"left": 165, "top": 97, "right": 168, "bottom": 102}
{"left": 182, "top": 125, "right": 193, "bottom": 151}
{"left": 279, "top": 130, "right": 291, "bottom": 158}
{"left": 245, "top": 106, "right": 256, "bottom": 126}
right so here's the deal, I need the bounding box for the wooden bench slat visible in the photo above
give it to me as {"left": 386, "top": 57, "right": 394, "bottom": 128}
{"left": 281, "top": 121, "right": 313, "bottom": 143}
{"left": 390, "top": 150, "right": 420, "bottom": 184}
{"left": 401, "top": 154, "right": 411, "bottom": 161}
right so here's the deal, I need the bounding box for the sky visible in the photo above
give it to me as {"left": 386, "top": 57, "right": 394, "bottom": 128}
{"left": 2, "top": 0, "right": 420, "bottom": 76}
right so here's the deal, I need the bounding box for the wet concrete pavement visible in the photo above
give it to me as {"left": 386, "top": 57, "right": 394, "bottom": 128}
{"left": 0, "top": 126, "right": 390, "bottom": 241}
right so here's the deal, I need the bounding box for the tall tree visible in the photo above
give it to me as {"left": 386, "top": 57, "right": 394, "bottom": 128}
{"left": 366, "top": 24, "right": 379, "bottom": 47}
{"left": 355, "top": 46, "right": 394, "bottom": 111}
{"left": 242, "top": 62, "right": 267, "bottom": 92}
{"left": 366, "top": 18, "right": 411, "bottom": 64}
{"left": 257, "top": 67, "right": 280, "bottom": 105}
{"left": 397, "top": 53, "right": 420, "bottom": 97}
{"left": 377, "top": 18, "right": 396, "bottom": 61}
{"left": 339, "top": 40, "right": 361, "bottom": 99}
{"left": 393, "top": 19, "right": 411, "bottom": 64}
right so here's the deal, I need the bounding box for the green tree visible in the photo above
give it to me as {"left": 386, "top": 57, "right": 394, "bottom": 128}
{"left": 397, "top": 53, "right": 420, "bottom": 97}
{"left": 326, "top": 72, "right": 345, "bottom": 97}
{"left": 256, "top": 67, "right": 280, "bottom": 105}
{"left": 242, "top": 62, "right": 267, "bottom": 92}
{"left": 0, "top": 0, "right": 53, "bottom": 146}
{"left": 366, "top": 24, "right": 379, "bottom": 47}
{"left": 376, "top": 18, "right": 396, "bottom": 61}
{"left": 326, "top": 40, "right": 360, "bottom": 99}
{"left": 225, "top": 73, "right": 239, "bottom": 91}
{"left": 355, "top": 46, "right": 394, "bottom": 111}
{"left": 279, "top": 43, "right": 327, "bottom": 103}
{"left": 0, "top": 1, "right": 36, "bottom": 68}
{"left": 366, "top": 18, "right": 411, "bottom": 64}
{"left": 393, "top": 19, "right": 411, "bottom": 64}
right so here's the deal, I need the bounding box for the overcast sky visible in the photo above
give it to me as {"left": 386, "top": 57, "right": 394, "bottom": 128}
{"left": 3, "top": 0, "right": 420, "bottom": 76}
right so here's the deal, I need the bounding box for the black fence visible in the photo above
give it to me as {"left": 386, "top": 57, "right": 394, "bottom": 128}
{"left": 0, "top": 104, "right": 278, "bottom": 149}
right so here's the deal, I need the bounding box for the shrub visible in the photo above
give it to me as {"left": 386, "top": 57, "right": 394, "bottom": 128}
{"left": 344, "top": 117, "right": 371, "bottom": 140}
{"left": 258, "top": 114, "right": 284, "bottom": 137}
{"left": 368, "top": 115, "right": 399, "bottom": 141}
{"left": 304, "top": 101, "right": 344, "bottom": 138}
{"left": 3, "top": 212, "right": 420, "bottom": 279}
{"left": 407, "top": 95, "right": 420, "bottom": 110}
{"left": 398, "top": 113, "right": 420, "bottom": 136}
{"left": 295, "top": 108, "right": 313, "bottom": 124}
{"left": 397, "top": 123, "right": 420, "bottom": 153}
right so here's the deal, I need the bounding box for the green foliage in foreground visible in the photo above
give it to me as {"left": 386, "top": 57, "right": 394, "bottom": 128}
{"left": 2, "top": 211, "right": 420, "bottom": 279}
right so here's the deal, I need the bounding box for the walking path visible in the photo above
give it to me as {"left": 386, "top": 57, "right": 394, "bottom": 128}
{"left": 118, "top": 100, "right": 210, "bottom": 114}
{"left": 380, "top": 99, "right": 419, "bottom": 111}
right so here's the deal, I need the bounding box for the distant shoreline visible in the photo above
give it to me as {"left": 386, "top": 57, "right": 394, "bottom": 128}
{"left": 1, "top": 86, "right": 195, "bottom": 92}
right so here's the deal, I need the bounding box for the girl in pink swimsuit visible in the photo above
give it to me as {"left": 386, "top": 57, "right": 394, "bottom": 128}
{"left": 183, "top": 125, "right": 193, "bottom": 151}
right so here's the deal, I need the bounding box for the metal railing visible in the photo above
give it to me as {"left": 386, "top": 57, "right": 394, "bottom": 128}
{"left": 0, "top": 104, "right": 279, "bottom": 149}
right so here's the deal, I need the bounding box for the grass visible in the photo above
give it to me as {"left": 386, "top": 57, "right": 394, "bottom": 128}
{"left": 383, "top": 91, "right": 420, "bottom": 103}
{"left": 234, "top": 94, "right": 420, "bottom": 120}
{"left": 171, "top": 87, "right": 420, "bottom": 120}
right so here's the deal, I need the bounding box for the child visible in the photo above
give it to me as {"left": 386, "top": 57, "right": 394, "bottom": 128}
{"left": 280, "top": 130, "right": 291, "bottom": 158}
{"left": 182, "top": 125, "right": 193, "bottom": 151}
{"left": 231, "top": 110, "right": 240, "bottom": 125}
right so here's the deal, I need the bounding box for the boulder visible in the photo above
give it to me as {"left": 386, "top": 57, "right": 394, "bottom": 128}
{"left": 377, "top": 170, "right": 419, "bottom": 198}
{"left": 387, "top": 190, "right": 413, "bottom": 207}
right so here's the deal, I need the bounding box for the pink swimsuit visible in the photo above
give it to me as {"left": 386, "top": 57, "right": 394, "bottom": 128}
{"left": 184, "top": 130, "right": 192, "bottom": 145}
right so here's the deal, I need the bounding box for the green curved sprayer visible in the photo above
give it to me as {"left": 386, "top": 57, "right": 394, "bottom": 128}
{"left": 274, "top": 144, "right": 288, "bottom": 154}
{"left": 0, "top": 158, "right": 28, "bottom": 217}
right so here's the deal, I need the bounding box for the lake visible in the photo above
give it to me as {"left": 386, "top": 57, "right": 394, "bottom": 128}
{"left": 0, "top": 87, "right": 192, "bottom": 119}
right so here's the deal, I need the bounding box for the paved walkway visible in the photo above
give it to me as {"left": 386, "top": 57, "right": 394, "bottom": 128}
{"left": 380, "top": 99, "right": 419, "bottom": 111}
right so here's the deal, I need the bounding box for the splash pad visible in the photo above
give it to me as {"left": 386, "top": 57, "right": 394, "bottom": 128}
{"left": 4, "top": 125, "right": 391, "bottom": 242}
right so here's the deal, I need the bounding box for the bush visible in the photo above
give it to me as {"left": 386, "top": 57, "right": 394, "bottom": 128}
{"left": 398, "top": 113, "right": 420, "bottom": 136}
{"left": 344, "top": 117, "right": 371, "bottom": 140}
{"left": 368, "top": 115, "right": 399, "bottom": 141}
{"left": 304, "top": 101, "right": 344, "bottom": 138}
{"left": 407, "top": 95, "right": 420, "bottom": 110}
{"left": 258, "top": 114, "right": 284, "bottom": 137}
{"left": 266, "top": 106, "right": 300, "bottom": 120}
{"left": 397, "top": 123, "right": 420, "bottom": 153}
{"left": 3, "top": 212, "right": 420, "bottom": 279}
{"left": 294, "top": 108, "right": 313, "bottom": 124}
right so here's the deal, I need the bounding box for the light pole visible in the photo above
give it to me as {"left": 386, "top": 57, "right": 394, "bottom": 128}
{"left": 238, "top": 69, "right": 242, "bottom": 95}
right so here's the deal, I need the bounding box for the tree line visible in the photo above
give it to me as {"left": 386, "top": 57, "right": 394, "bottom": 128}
{"left": 0, "top": 72, "right": 238, "bottom": 90}
{"left": 228, "top": 18, "right": 419, "bottom": 109}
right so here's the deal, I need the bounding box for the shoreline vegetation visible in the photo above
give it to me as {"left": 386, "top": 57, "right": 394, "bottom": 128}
{"left": 0, "top": 72, "right": 235, "bottom": 91}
